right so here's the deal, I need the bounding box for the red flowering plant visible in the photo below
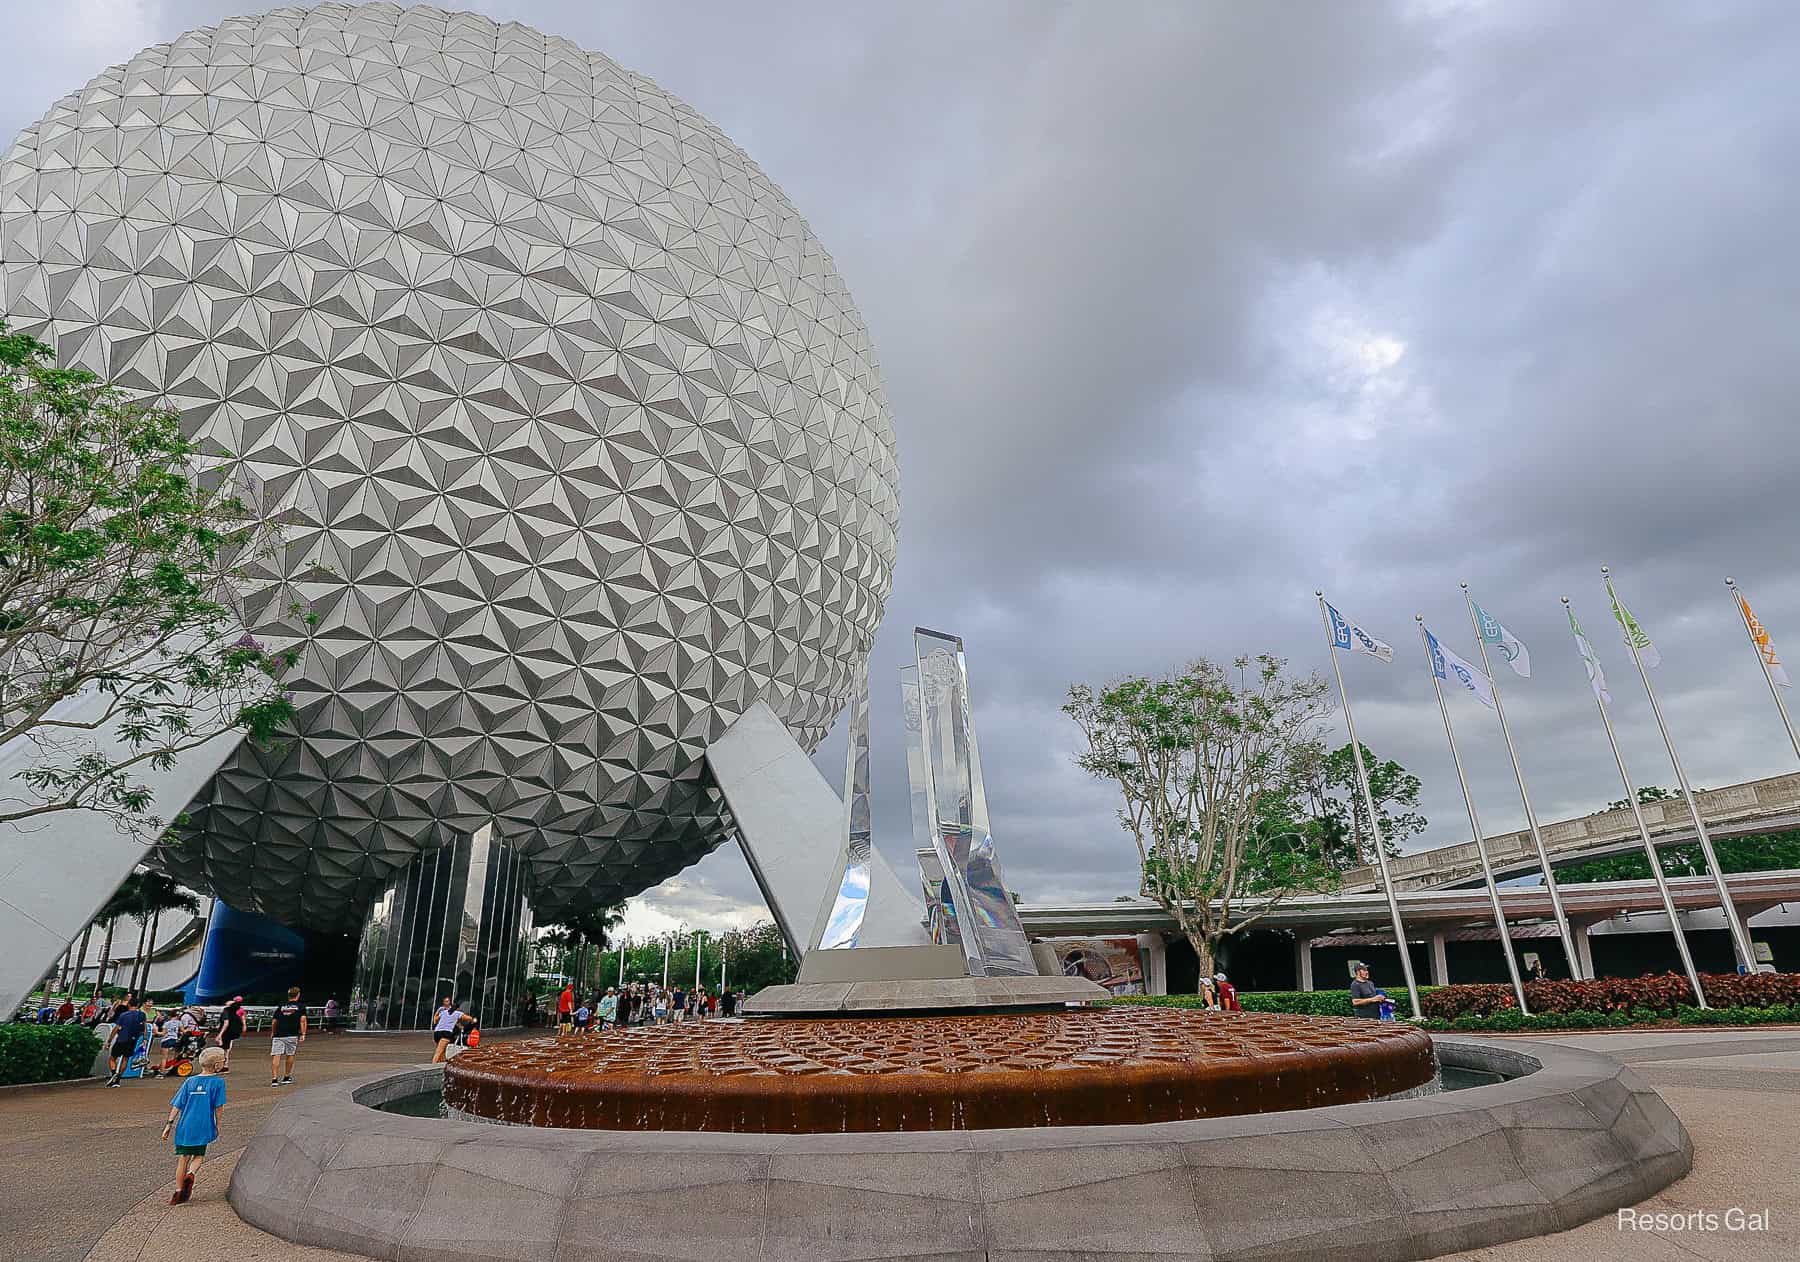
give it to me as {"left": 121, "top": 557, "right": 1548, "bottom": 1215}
{"left": 1422, "top": 972, "right": 1799, "bottom": 1021}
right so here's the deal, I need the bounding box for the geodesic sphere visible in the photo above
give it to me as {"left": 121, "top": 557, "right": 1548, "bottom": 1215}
{"left": 0, "top": 3, "right": 898, "bottom": 930}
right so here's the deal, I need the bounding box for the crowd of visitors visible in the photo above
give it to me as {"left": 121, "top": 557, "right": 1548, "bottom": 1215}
{"left": 555, "top": 979, "right": 745, "bottom": 1033}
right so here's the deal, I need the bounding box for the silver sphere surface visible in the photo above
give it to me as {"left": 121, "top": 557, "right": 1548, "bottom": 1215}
{"left": 0, "top": 3, "right": 899, "bottom": 928}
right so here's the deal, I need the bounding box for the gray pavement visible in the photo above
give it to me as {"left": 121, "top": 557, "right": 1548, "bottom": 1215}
{"left": 4, "top": 1025, "right": 1796, "bottom": 1261}
{"left": 0, "top": 1029, "right": 486, "bottom": 1262}
{"left": 1446, "top": 1028, "right": 1800, "bottom": 1260}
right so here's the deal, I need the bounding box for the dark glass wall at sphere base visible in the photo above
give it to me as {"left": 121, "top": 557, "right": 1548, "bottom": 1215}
{"left": 350, "top": 827, "right": 533, "bottom": 1031}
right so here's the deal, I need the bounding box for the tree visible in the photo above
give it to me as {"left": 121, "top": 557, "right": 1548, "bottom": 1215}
{"left": 717, "top": 921, "right": 797, "bottom": 993}
{"left": 537, "top": 902, "right": 625, "bottom": 991}
{"left": 1065, "top": 654, "right": 1340, "bottom": 977}
{"left": 1557, "top": 831, "right": 1800, "bottom": 885}
{"left": 127, "top": 870, "right": 201, "bottom": 997}
{"left": 89, "top": 872, "right": 144, "bottom": 999}
{"left": 0, "top": 324, "right": 302, "bottom": 838}
{"left": 1601, "top": 785, "right": 1679, "bottom": 813}
{"left": 1304, "top": 742, "right": 1427, "bottom": 869}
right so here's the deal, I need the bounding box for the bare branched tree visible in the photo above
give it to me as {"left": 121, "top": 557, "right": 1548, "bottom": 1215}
{"left": 1065, "top": 654, "right": 1338, "bottom": 976}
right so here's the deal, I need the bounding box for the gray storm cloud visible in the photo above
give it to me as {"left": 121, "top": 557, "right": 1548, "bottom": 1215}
{"left": 8, "top": 1, "right": 1799, "bottom": 931}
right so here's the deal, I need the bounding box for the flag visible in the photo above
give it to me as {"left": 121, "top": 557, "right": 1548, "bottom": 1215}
{"left": 1605, "top": 576, "right": 1661, "bottom": 668}
{"left": 1736, "top": 591, "right": 1792, "bottom": 688}
{"left": 1426, "top": 627, "right": 1496, "bottom": 709}
{"left": 1473, "top": 601, "right": 1532, "bottom": 678}
{"left": 1567, "top": 605, "right": 1611, "bottom": 705}
{"left": 1325, "top": 601, "right": 1393, "bottom": 663}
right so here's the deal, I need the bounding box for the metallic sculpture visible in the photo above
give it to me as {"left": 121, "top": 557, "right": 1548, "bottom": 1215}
{"left": 911, "top": 629, "right": 1035, "bottom": 976}
{"left": 814, "top": 665, "right": 873, "bottom": 950}
{"left": 902, "top": 664, "right": 960, "bottom": 945}
{"left": 0, "top": 3, "right": 898, "bottom": 930}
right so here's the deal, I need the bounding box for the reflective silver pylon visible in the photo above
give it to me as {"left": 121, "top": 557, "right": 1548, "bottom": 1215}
{"left": 912, "top": 627, "right": 1035, "bottom": 976}
{"left": 813, "top": 663, "right": 873, "bottom": 950}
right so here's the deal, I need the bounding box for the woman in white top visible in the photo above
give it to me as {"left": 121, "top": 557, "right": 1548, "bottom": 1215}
{"left": 430, "top": 997, "right": 465, "bottom": 1063}
{"left": 152, "top": 1014, "right": 184, "bottom": 1077}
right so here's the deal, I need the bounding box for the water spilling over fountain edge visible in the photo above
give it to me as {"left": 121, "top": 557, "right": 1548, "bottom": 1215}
{"left": 442, "top": 1007, "right": 1438, "bottom": 1132}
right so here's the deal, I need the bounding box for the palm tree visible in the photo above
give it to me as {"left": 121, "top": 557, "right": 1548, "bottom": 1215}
{"left": 90, "top": 872, "right": 143, "bottom": 1001}
{"left": 61, "top": 921, "right": 93, "bottom": 996}
{"left": 129, "top": 872, "right": 202, "bottom": 997}
{"left": 538, "top": 903, "right": 625, "bottom": 992}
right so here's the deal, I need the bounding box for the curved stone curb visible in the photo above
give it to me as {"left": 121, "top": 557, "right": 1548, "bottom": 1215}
{"left": 228, "top": 1038, "right": 1691, "bottom": 1262}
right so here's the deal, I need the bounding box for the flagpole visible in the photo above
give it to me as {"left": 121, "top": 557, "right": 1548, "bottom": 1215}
{"left": 1317, "top": 593, "right": 1422, "bottom": 1019}
{"left": 1603, "top": 568, "right": 1755, "bottom": 972}
{"left": 1462, "top": 583, "right": 1582, "bottom": 979}
{"left": 1564, "top": 597, "right": 1708, "bottom": 1007}
{"left": 1726, "top": 577, "right": 1800, "bottom": 765}
{"left": 1417, "top": 617, "right": 1529, "bottom": 1013}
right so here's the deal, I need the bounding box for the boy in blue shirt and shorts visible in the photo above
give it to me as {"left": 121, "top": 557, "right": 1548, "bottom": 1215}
{"left": 160, "top": 1046, "right": 227, "bottom": 1203}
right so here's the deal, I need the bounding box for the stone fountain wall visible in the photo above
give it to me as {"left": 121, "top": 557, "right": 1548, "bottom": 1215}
{"left": 229, "top": 1038, "right": 1689, "bottom": 1261}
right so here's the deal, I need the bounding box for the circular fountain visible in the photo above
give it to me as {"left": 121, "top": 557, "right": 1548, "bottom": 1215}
{"left": 443, "top": 1008, "right": 1436, "bottom": 1132}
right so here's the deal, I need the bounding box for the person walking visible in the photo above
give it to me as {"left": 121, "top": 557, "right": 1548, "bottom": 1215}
{"left": 1347, "top": 961, "right": 1390, "bottom": 1019}
{"left": 105, "top": 997, "right": 148, "bottom": 1086}
{"left": 598, "top": 987, "right": 617, "bottom": 1032}
{"left": 215, "top": 996, "right": 245, "bottom": 1072}
{"left": 160, "top": 1046, "right": 226, "bottom": 1203}
{"left": 557, "top": 983, "right": 574, "bottom": 1034}
{"left": 269, "top": 987, "right": 307, "bottom": 1084}
{"left": 152, "top": 1010, "right": 183, "bottom": 1077}
{"left": 430, "top": 997, "right": 465, "bottom": 1063}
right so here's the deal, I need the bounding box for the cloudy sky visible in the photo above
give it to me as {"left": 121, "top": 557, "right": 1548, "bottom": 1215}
{"left": 10, "top": 1, "right": 1800, "bottom": 940}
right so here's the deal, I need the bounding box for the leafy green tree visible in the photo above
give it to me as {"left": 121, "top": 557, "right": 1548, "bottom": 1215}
{"left": 537, "top": 903, "right": 625, "bottom": 991}
{"left": 1304, "top": 742, "right": 1426, "bottom": 869}
{"left": 125, "top": 871, "right": 202, "bottom": 997}
{"left": 88, "top": 872, "right": 145, "bottom": 999}
{"left": 0, "top": 324, "right": 301, "bottom": 837}
{"left": 715, "top": 922, "right": 797, "bottom": 993}
{"left": 1558, "top": 831, "right": 1800, "bottom": 884}
{"left": 1600, "top": 785, "right": 1679, "bottom": 813}
{"left": 1065, "top": 654, "right": 1339, "bottom": 976}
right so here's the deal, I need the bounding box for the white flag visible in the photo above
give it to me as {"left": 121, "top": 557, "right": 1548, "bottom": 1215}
{"left": 1473, "top": 601, "right": 1531, "bottom": 678}
{"left": 1426, "top": 628, "right": 1496, "bottom": 709}
{"left": 1566, "top": 605, "right": 1611, "bottom": 705}
{"left": 1325, "top": 601, "right": 1393, "bottom": 663}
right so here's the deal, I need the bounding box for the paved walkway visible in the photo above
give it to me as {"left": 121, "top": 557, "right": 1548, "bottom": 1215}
{"left": 1, "top": 1029, "right": 469, "bottom": 1262}
{"left": 1447, "top": 1028, "right": 1800, "bottom": 1260}
{"left": 5, "top": 1026, "right": 1797, "bottom": 1260}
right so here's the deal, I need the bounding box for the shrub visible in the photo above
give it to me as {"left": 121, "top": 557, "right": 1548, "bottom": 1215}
{"left": 1111, "top": 988, "right": 1441, "bottom": 1018}
{"left": 0, "top": 1024, "right": 101, "bottom": 1086}
{"left": 1421, "top": 973, "right": 1800, "bottom": 1021}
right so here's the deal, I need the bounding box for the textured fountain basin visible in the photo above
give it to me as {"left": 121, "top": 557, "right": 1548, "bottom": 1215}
{"left": 441, "top": 1007, "right": 1437, "bottom": 1132}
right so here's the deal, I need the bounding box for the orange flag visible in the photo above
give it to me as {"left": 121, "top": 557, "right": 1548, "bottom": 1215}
{"left": 1737, "top": 592, "right": 1792, "bottom": 687}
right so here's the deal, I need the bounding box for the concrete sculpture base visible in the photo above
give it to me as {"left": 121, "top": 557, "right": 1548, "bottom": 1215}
{"left": 745, "top": 970, "right": 1110, "bottom": 1015}
{"left": 230, "top": 1037, "right": 1690, "bottom": 1262}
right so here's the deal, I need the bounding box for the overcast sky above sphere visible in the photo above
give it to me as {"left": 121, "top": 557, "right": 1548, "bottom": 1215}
{"left": 11, "top": 2, "right": 1800, "bottom": 942}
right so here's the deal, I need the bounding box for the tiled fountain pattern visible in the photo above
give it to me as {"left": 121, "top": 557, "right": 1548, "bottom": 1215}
{"left": 443, "top": 1007, "right": 1437, "bottom": 1131}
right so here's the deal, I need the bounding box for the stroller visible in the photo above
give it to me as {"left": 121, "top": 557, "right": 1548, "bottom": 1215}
{"left": 160, "top": 1027, "right": 210, "bottom": 1077}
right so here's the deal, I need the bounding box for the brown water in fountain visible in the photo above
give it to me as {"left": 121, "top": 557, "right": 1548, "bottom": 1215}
{"left": 443, "top": 1007, "right": 1435, "bottom": 1133}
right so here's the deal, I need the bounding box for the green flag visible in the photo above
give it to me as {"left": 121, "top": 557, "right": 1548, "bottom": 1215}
{"left": 1605, "top": 576, "right": 1661, "bottom": 668}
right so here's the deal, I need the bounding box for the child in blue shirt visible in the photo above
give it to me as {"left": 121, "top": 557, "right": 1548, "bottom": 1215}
{"left": 573, "top": 1003, "right": 592, "bottom": 1033}
{"left": 160, "top": 1046, "right": 227, "bottom": 1203}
